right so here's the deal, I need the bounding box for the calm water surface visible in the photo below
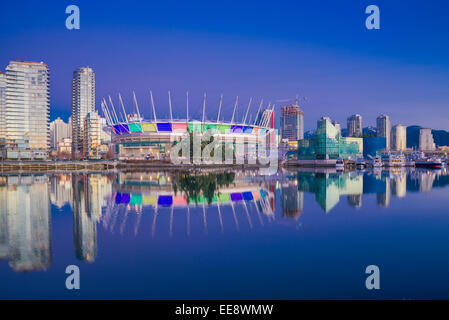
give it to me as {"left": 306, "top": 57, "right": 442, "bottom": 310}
{"left": 1, "top": 167, "right": 449, "bottom": 299}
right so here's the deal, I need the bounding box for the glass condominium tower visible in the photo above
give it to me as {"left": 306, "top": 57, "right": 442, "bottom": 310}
{"left": 72, "top": 67, "right": 95, "bottom": 157}
{"left": 376, "top": 114, "right": 390, "bottom": 150}
{"left": 4, "top": 61, "right": 50, "bottom": 159}
{"left": 347, "top": 114, "right": 363, "bottom": 137}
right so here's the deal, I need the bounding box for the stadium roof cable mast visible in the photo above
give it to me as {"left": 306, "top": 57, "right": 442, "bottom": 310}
{"left": 186, "top": 91, "right": 189, "bottom": 122}
{"left": 118, "top": 93, "right": 129, "bottom": 124}
{"left": 217, "top": 94, "right": 223, "bottom": 123}
{"left": 243, "top": 97, "right": 252, "bottom": 124}
{"left": 105, "top": 101, "right": 114, "bottom": 125}
{"left": 168, "top": 91, "right": 174, "bottom": 122}
{"left": 253, "top": 99, "right": 263, "bottom": 125}
{"left": 108, "top": 95, "right": 121, "bottom": 124}
{"left": 202, "top": 92, "right": 206, "bottom": 124}
{"left": 231, "top": 96, "right": 239, "bottom": 124}
{"left": 149, "top": 90, "right": 157, "bottom": 122}
{"left": 101, "top": 101, "right": 113, "bottom": 126}
{"left": 132, "top": 91, "right": 142, "bottom": 123}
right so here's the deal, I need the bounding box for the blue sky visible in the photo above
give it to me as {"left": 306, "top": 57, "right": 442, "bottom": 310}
{"left": 0, "top": 0, "right": 448, "bottom": 130}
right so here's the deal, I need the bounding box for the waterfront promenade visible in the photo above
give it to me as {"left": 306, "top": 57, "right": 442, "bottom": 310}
{"left": 0, "top": 160, "right": 273, "bottom": 173}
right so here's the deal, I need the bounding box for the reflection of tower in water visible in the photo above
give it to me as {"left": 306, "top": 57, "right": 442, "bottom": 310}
{"left": 347, "top": 194, "right": 362, "bottom": 208}
{"left": 418, "top": 171, "right": 436, "bottom": 193}
{"left": 280, "top": 182, "right": 303, "bottom": 220}
{"left": 0, "top": 178, "right": 8, "bottom": 261}
{"left": 376, "top": 177, "right": 390, "bottom": 208}
{"left": 50, "top": 174, "right": 73, "bottom": 209}
{"left": 72, "top": 173, "right": 111, "bottom": 263}
{"left": 390, "top": 170, "right": 407, "bottom": 198}
{"left": 296, "top": 170, "right": 363, "bottom": 213}
{"left": 0, "top": 175, "right": 51, "bottom": 272}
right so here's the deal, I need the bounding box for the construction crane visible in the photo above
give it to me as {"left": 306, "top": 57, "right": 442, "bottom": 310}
{"left": 275, "top": 94, "right": 308, "bottom": 106}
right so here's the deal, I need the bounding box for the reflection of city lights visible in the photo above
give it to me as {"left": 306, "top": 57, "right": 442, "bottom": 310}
{"left": 2, "top": 168, "right": 447, "bottom": 273}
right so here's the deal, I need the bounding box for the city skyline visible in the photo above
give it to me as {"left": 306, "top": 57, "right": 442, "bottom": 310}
{"left": 0, "top": 1, "right": 448, "bottom": 131}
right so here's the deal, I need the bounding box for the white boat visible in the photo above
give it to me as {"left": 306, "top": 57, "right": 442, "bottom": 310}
{"left": 336, "top": 158, "right": 344, "bottom": 171}
{"left": 415, "top": 157, "right": 443, "bottom": 168}
{"left": 381, "top": 153, "right": 405, "bottom": 167}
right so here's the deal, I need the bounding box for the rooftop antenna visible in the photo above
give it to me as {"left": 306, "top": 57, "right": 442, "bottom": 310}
{"left": 186, "top": 91, "right": 189, "bottom": 121}
{"left": 149, "top": 90, "right": 157, "bottom": 122}
{"left": 168, "top": 90, "right": 173, "bottom": 122}
{"left": 118, "top": 93, "right": 129, "bottom": 123}
{"left": 202, "top": 92, "right": 207, "bottom": 124}
{"left": 243, "top": 97, "right": 252, "bottom": 124}
{"left": 132, "top": 91, "right": 142, "bottom": 123}
{"left": 254, "top": 99, "right": 263, "bottom": 125}
{"left": 217, "top": 94, "right": 223, "bottom": 123}
{"left": 231, "top": 96, "right": 238, "bottom": 124}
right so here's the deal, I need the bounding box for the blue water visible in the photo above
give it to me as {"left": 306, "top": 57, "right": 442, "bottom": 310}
{"left": 1, "top": 168, "right": 449, "bottom": 299}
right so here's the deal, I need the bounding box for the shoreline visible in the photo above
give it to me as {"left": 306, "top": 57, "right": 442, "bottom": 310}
{"left": 0, "top": 160, "right": 274, "bottom": 173}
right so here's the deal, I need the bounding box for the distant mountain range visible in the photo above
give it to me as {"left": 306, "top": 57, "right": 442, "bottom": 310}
{"left": 303, "top": 126, "right": 449, "bottom": 148}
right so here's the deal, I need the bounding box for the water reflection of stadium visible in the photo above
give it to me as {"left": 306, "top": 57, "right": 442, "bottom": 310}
{"left": 106, "top": 171, "right": 276, "bottom": 237}
{"left": 1, "top": 167, "right": 449, "bottom": 272}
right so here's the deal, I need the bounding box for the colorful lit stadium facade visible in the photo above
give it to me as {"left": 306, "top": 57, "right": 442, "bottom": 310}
{"left": 100, "top": 93, "right": 276, "bottom": 161}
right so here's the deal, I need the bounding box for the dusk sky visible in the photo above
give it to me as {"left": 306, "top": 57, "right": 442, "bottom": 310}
{"left": 1, "top": 0, "right": 448, "bottom": 131}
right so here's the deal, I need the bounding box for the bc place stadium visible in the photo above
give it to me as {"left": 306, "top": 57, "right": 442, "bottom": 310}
{"left": 100, "top": 92, "right": 276, "bottom": 161}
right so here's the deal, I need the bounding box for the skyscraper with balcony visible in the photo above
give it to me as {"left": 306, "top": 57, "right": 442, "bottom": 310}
{"left": 419, "top": 128, "right": 436, "bottom": 151}
{"left": 391, "top": 124, "right": 407, "bottom": 152}
{"left": 376, "top": 114, "right": 390, "bottom": 150}
{"left": 4, "top": 61, "right": 50, "bottom": 159}
{"left": 0, "top": 72, "right": 6, "bottom": 152}
{"left": 347, "top": 114, "right": 362, "bottom": 137}
{"left": 280, "top": 104, "right": 304, "bottom": 142}
{"left": 72, "top": 67, "right": 95, "bottom": 158}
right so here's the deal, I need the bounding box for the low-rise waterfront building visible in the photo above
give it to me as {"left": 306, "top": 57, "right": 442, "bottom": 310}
{"left": 363, "top": 137, "right": 386, "bottom": 158}
{"left": 57, "top": 138, "right": 72, "bottom": 154}
{"left": 50, "top": 117, "right": 71, "bottom": 150}
{"left": 297, "top": 117, "right": 363, "bottom": 160}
